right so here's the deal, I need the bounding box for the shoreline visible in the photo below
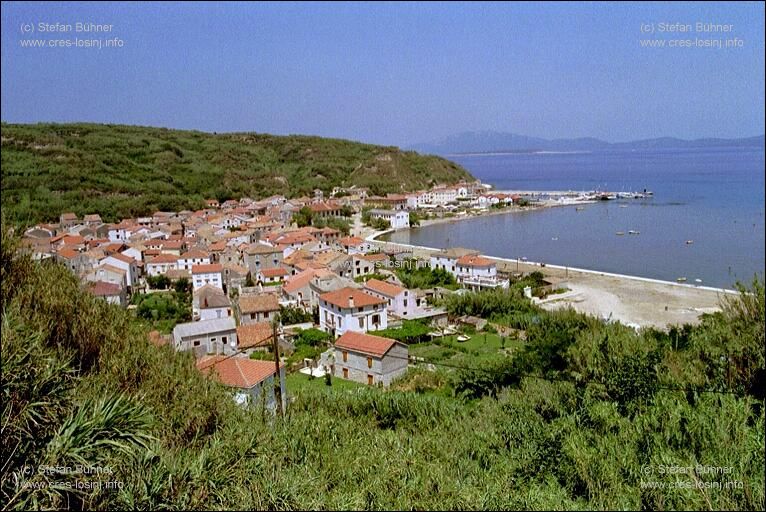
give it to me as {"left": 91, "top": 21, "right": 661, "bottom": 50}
{"left": 363, "top": 207, "right": 738, "bottom": 328}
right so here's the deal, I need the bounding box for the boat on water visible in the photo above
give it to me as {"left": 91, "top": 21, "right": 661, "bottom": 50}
{"left": 677, "top": 277, "right": 687, "bottom": 283}
{"left": 575, "top": 206, "right": 585, "bottom": 211}
{"left": 628, "top": 230, "right": 640, "bottom": 235}
{"left": 686, "top": 240, "right": 694, "bottom": 245}
{"left": 695, "top": 278, "right": 702, "bottom": 283}
{"left": 616, "top": 231, "right": 625, "bottom": 236}
{"left": 619, "top": 204, "right": 628, "bottom": 208}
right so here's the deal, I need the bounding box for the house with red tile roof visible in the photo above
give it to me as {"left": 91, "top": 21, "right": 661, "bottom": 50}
{"left": 363, "top": 278, "right": 415, "bottom": 318}
{"left": 196, "top": 355, "right": 286, "bottom": 409}
{"left": 237, "top": 293, "right": 280, "bottom": 325}
{"left": 87, "top": 280, "right": 127, "bottom": 307}
{"left": 146, "top": 253, "right": 179, "bottom": 276}
{"left": 192, "top": 263, "right": 224, "bottom": 291}
{"left": 318, "top": 287, "right": 387, "bottom": 338}
{"left": 333, "top": 331, "right": 408, "bottom": 387}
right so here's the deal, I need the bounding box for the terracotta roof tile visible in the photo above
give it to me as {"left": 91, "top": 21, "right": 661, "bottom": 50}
{"left": 334, "top": 331, "right": 402, "bottom": 358}
{"left": 319, "top": 287, "right": 386, "bottom": 309}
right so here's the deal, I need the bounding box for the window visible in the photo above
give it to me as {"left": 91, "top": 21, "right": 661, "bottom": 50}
{"left": 222, "top": 336, "right": 228, "bottom": 344}
{"left": 358, "top": 318, "right": 364, "bottom": 329}
{"left": 372, "top": 314, "right": 380, "bottom": 325}
{"left": 367, "top": 375, "right": 373, "bottom": 385}
{"left": 358, "top": 307, "right": 363, "bottom": 313}
{"left": 342, "top": 351, "right": 348, "bottom": 362}
{"left": 403, "top": 299, "right": 408, "bottom": 307}
{"left": 264, "top": 312, "right": 269, "bottom": 319}
{"left": 211, "top": 337, "right": 217, "bottom": 343}
{"left": 193, "top": 340, "right": 200, "bottom": 347}
{"left": 367, "top": 357, "right": 372, "bottom": 368}
{"left": 250, "top": 313, "right": 256, "bottom": 320}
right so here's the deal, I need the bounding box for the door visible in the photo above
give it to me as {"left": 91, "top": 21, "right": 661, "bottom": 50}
{"left": 367, "top": 375, "right": 373, "bottom": 386}
{"left": 342, "top": 368, "right": 348, "bottom": 379}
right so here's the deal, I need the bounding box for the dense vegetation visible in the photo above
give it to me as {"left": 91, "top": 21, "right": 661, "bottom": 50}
{"left": 2, "top": 230, "right": 764, "bottom": 510}
{"left": 0, "top": 123, "right": 473, "bottom": 225}
{"left": 395, "top": 258, "right": 459, "bottom": 290}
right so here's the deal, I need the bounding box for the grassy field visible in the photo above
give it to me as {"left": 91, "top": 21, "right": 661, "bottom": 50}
{"left": 286, "top": 370, "right": 365, "bottom": 396}
{"left": 409, "top": 332, "right": 525, "bottom": 369}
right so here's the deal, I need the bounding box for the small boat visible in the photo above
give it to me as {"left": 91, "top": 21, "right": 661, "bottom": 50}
{"left": 686, "top": 240, "right": 694, "bottom": 245}
{"left": 616, "top": 231, "right": 625, "bottom": 236}
{"left": 677, "top": 277, "right": 687, "bottom": 283}
{"left": 619, "top": 204, "right": 628, "bottom": 208}
{"left": 575, "top": 206, "right": 585, "bottom": 211}
{"left": 521, "top": 256, "right": 528, "bottom": 261}
{"left": 628, "top": 230, "right": 640, "bottom": 235}
{"left": 694, "top": 278, "right": 702, "bottom": 283}
{"left": 551, "top": 237, "right": 558, "bottom": 241}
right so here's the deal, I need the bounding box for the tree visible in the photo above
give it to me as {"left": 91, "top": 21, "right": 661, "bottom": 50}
{"left": 173, "top": 277, "right": 191, "bottom": 294}
{"left": 294, "top": 206, "right": 314, "bottom": 227}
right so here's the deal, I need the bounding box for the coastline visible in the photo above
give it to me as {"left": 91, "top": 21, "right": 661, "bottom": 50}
{"left": 363, "top": 207, "right": 736, "bottom": 328}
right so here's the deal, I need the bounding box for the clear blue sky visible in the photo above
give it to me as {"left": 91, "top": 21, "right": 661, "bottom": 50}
{"left": 2, "top": 1, "right": 764, "bottom": 146}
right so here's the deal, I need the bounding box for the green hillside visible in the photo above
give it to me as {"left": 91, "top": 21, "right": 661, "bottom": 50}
{"left": 0, "top": 123, "right": 473, "bottom": 225}
{"left": 2, "top": 231, "right": 763, "bottom": 510}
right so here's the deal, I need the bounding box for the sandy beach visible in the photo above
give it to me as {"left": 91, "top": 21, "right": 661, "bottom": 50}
{"left": 360, "top": 206, "right": 731, "bottom": 329}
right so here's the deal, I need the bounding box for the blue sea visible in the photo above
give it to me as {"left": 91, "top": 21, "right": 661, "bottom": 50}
{"left": 383, "top": 147, "right": 765, "bottom": 289}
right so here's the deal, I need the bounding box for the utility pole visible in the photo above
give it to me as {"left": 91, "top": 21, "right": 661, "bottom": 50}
{"left": 271, "top": 314, "right": 283, "bottom": 418}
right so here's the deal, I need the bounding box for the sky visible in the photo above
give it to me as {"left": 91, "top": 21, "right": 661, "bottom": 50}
{"left": 1, "top": 1, "right": 764, "bottom": 147}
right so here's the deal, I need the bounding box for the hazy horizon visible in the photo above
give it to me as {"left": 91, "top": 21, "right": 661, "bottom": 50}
{"left": 2, "top": 2, "right": 764, "bottom": 147}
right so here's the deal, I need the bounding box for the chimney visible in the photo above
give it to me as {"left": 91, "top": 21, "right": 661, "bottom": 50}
{"left": 348, "top": 295, "right": 354, "bottom": 308}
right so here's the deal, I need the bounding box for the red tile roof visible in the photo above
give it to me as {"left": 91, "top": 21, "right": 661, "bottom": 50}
{"left": 334, "top": 331, "right": 401, "bottom": 358}
{"left": 238, "top": 293, "right": 280, "bottom": 313}
{"left": 338, "top": 236, "right": 365, "bottom": 247}
{"left": 192, "top": 263, "right": 223, "bottom": 274}
{"left": 148, "top": 253, "right": 179, "bottom": 264}
{"left": 283, "top": 268, "right": 333, "bottom": 294}
{"left": 197, "top": 356, "right": 284, "bottom": 389}
{"left": 180, "top": 249, "right": 210, "bottom": 260}
{"left": 456, "top": 254, "right": 495, "bottom": 267}
{"left": 109, "top": 253, "right": 136, "bottom": 264}
{"left": 57, "top": 247, "right": 80, "bottom": 260}
{"left": 88, "top": 280, "right": 122, "bottom": 297}
{"left": 236, "top": 322, "right": 273, "bottom": 349}
{"left": 196, "top": 356, "right": 282, "bottom": 389}
{"left": 364, "top": 278, "right": 404, "bottom": 297}
{"left": 259, "top": 267, "right": 288, "bottom": 278}
{"left": 319, "top": 287, "right": 386, "bottom": 309}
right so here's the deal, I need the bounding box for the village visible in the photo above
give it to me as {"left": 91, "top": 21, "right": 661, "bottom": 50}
{"left": 17, "top": 180, "right": 583, "bottom": 410}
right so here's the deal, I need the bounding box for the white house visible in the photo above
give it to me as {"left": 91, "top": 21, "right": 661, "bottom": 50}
{"left": 430, "top": 187, "right": 458, "bottom": 205}
{"left": 318, "top": 287, "right": 387, "bottom": 338}
{"left": 429, "top": 247, "right": 480, "bottom": 276}
{"left": 146, "top": 253, "right": 179, "bottom": 276}
{"left": 192, "top": 263, "right": 224, "bottom": 291}
{"left": 173, "top": 317, "right": 238, "bottom": 356}
{"left": 177, "top": 249, "right": 211, "bottom": 271}
{"left": 333, "top": 331, "right": 408, "bottom": 387}
{"left": 101, "top": 253, "right": 139, "bottom": 288}
{"left": 368, "top": 209, "right": 409, "bottom": 230}
{"left": 337, "top": 236, "right": 372, "bottom": 255}
{"left": 194, "top": 284, "right": 233, "bottom": 321}
{"left": 363, "top": 278, "right": 415, "bottom": 318}
{"left": 455, "top": 254, "right": 506, "bottom": 289}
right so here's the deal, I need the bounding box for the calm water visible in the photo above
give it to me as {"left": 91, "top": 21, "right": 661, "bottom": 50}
{"left": 384, "top": 147, "right": 765, "bottom": 289}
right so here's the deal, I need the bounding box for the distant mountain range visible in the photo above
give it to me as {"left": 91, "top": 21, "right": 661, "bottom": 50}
{"left": 408, "top": 130, "right": 766, "bottom": 155}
